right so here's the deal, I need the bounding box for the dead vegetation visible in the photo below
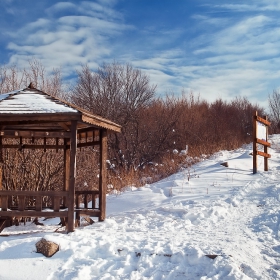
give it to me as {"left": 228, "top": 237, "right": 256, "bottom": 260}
{"left": 0, "top": 60, "right": 268, "bottom": 193}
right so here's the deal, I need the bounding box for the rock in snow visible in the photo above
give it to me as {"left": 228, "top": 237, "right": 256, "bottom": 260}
{"left": 36, "top": 238, "right": 59, "bottom": 257}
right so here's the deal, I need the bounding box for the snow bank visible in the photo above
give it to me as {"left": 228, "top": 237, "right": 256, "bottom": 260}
{"left": 1, "top": 135, "right": 280, "bottom": 279}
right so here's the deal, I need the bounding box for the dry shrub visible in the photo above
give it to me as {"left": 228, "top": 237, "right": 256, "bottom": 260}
{"left": 1, "top": 138, "right": 64, "bottom": 192}
{"left": 75, "top": 147, "right": 100, "bottom": 191}
{"left": 106, "top": 151, "right": 200, "bottom": 192}
{"left": 0, "top": 61, "right": 267, "bottom": 193}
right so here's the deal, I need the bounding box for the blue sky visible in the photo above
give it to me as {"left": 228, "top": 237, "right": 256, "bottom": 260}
{"left": 1, "top": 0, "right": 280, "bottom": 107}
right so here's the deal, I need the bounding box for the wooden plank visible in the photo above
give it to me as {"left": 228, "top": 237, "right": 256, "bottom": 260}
{"left": 255, "top": 115, "right": 271, "bottom": 126}
{"left": 0, "top": 210, "right": 68, "bottom": 218}
{"left": 1, "top": 196, "right": 8, "bottom": 211}
{"left": 0, "top": 136, "right": 2, "bottom": 162}
{"left": 0, "top": 218, "right": 7, "bottom": 233}
{"left": 0, "top": 136, "right": 4, "bottom": 163}
{"left": 44, "top": 137, "right": 46, "bottom": 152}
{"left": 253, "top": 111, "right": 257, "bottom": 174}
{"left": 77, "top": 127, "right": 98, "bottom": 140}
{"left": 83, "top": 216, "right": 94, "bottom": 225}
{"left": 84, "top": 194, "right": 88, "bottom": 209}
{"left": 264, "top": 116, "right": 269, "bottom": 171}
{"left": 0, "top": 144, "right": 67, "bottom": 150}
{"left": 75, "top": 190, "right": 99, "bottom": 195}
{"left": 64, "top": 139, "right": 70, "bottom": 200}
{"left": 0, "top": 190, "right": 69, "bottom": 197}
{"left": 67, "top": 120, "right": 77, "bottom": 233}
{"left": 18, "top": 196, "right": 25, "bottom": 211}
{"left": 8, "top": 196, "right": 12, "bottom": 208}
{"left": 0, "top": 120, "right": 69, "bottom": 126}
{"left": 0, "top": 113, "right": 79, "bottom": 122}
{"left": 78, "top": 127, "right": 98, "bottom": 134}
{"left": 264, "top": 145, "right": 269, "bottom": 170}
{"left": 35, "top": 196, "right": 42, "bottom": 211}
{"left": 82, "top": 114, "right": 121, "bottom": 133}
{"left": 0, "top": 165, "right": 2, "bottom": 208}
{"left": 75, "top": 210, "right": 80, "bottom": 227}
{"left": 75, "top": 194, "right": 80, "bottom": 209}
{"left": 56, "top": 138, "right": 59, "bottom": 153}
{"left": 92, "top": 195, "right": 97, "bottom": 209}
{"left": 257, "top": 151, "right": 271, "bottom": 158}
{"left": 99, "top": 129, "right": 107, "bottom": 221}
{"left": 57, "top": 122, "right": 70, "bottom": 131}
{"left": 1, "top": 127, "right": 68, "bottom": 132}
{"left": 256, "top": 138, "right": 271, "bottom": 147}
{"left": 53, "top": 197, "right": 60, "bottom": 212}
{"left": 77, "top": 141, "right": 100, "bottom": 148}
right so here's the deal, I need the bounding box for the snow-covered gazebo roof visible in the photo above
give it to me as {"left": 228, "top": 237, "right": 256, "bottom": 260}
{"left": 0, "top": 85, "right": 121, "bottom": 133}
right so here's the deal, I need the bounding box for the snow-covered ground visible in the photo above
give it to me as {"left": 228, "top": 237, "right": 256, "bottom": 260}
{"left": 1, "top": 135, "right": 280, "bottom": 279}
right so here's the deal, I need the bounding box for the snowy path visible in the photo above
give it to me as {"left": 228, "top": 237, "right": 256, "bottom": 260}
{"left": 1, "top": 135, "right": 280, "bottom": 279}
{"left": 49, "top": 167, "right": 280, "bottom": 279}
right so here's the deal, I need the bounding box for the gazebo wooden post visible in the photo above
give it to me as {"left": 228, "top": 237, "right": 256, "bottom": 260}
{"left": 63, "top": 139, "right": 70, "bottom": 199}
{"left": 67, "top": 121, "right": 77, "bottom": 232}
{"left": 0, "top": 135, "right": 2, "bottom": 206}
{"left": 99, "top": 129, "right": 107, "bottom": 221}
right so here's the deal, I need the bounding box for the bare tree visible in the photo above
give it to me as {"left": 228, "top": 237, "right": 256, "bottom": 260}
{"left": 71, "top": 62, "right": 157, "bottom": 170}
{"left": 0, "top": 59, "right": 65, "bottom": 98}
{"left": 71, "top": 62, "right": 156, "bottom": 123}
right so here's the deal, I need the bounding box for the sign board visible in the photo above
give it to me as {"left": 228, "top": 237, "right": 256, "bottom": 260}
{"left": 253, "top": 111, "right": 271, "bottom": 174}
{"left": 257, "top": 121, "right": 267, "bottom": 141}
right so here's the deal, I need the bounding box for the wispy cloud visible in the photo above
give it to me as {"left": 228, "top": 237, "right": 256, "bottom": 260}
{"left": 127, "top": 6, "right": 280, "bottom": 106}
{"left": 2, "top": 0, "right": 280, "bottom": 107}
{"left": 6, "top": 1, "right": 131, "bottom": 78}
{"left": 183, "top": 13, "right": 280, "bottom": 104}
{"left": 216, "top": 1, "right": 280, "bottom": 12}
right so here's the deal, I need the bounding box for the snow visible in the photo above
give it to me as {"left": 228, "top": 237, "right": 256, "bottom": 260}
{"left": 1, "top": 135, "right": 280, "bottom": 279}
{"left": 0, "top": 89, "right": 77, "bottom": 113}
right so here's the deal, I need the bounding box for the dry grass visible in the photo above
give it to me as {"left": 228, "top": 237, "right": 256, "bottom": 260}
{"left": 106, "top": 151, "right": 201, "bottom": 193}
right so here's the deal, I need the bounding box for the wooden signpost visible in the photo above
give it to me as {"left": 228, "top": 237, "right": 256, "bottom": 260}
{"left": 253, "top": 111, "right": 271, "bottom": 174}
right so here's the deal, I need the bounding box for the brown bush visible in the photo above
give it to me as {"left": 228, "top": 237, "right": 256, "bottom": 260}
{"left": 0, "top": 61, "right": 266, "bottom": 192}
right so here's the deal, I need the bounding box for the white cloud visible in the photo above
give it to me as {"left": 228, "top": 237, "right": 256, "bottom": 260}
{"left": 5, "top": 1, "right": 131, "bottom": 79}
{"left": 214, "top": 1, "right": 280, "bottom": 12}
{"left": 47, "top": 1, "right": 76, "bottom": 12}
{"left": 3, "top": 0, "right": 280, "bottom": 109}
{"left": 123, "top": 10, "right": 280, "bottom": 108}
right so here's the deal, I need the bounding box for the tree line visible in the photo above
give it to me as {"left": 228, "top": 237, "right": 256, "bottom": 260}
{"left": 0, "top": 60, "right": 278, "bottom": 191}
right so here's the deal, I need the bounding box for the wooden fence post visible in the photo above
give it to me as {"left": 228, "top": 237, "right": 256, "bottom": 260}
{"left": 253, "top": 111, "right": 257, "bottom": 174}
{"left": 264, "top": 116, "right": 268, "bottom": 171}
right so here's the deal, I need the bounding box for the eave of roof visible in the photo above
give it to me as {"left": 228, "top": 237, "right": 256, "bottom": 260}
{"left": 0, "top": 87, "right": 121, "bottom": 133}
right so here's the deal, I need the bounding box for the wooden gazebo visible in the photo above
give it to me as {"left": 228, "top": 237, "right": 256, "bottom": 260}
{"left": 0, "top": 84, "right": 121, "bottom": 232}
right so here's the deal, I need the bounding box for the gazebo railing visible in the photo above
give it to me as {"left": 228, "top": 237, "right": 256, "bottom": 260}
{"left": 75, "top": 190, "right": 100, "bottom": 224}
{"left": 0, "top": 189, "right": 102, "bottom": 231}
{"left": 0, "top": 190, "right": 69, "bottom": 218}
